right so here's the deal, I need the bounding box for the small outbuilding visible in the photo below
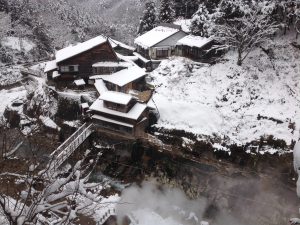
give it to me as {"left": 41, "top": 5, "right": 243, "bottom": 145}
{"left": 134, "top": 24, "right": 186, "bottom": 61}
{"left": 175, "top": 35, "right": 216, "bottom": 61}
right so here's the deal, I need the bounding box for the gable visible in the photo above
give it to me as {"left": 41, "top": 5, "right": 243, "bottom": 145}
{"left": 57, "top": 41, "right": 118, "bottom": 66}
{"left": 134, "top": 26, "right": 180, "bottom": 49}
{"left": 56, "top": 36, "right": 107, "bottom": 63}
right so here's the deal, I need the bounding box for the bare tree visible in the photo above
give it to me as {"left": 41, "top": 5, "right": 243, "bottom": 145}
{"left": 0, "top": 150, "right": 106, "bottom": 225}
{"left": 214, "top": 10, "right": 278, "bottom": 66}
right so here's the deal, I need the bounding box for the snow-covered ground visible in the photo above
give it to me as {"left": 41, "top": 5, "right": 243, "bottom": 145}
{"left": 150, "top": 35, "right": 300, "bottom": 147}
{"left": 0, "top": 86, "right": 27, "bottom": 115}
{"left": 0, "top": 66, "right": 23, "bottom": 86}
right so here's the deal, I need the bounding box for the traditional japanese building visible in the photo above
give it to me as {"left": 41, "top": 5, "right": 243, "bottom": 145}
{"left": 134, "top": 24, "right": 186, "bottom": 69}
{"left": 175, "top": 35, "right": 219, "bottom": 61}
{"left": 44, "top": 36, "right": 136, "bottom": 84}
{"left": 89, "top": 79, "right": 150, "bottom": 138}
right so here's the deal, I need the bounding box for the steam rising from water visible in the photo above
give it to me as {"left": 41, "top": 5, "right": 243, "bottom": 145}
{"left": 116, "top": 179, "right": 245, "bottom": 225}
{"left": 116, "top": 176, "right": 298, "bottom": 225}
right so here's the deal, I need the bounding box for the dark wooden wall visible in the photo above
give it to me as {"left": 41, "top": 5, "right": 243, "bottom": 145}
{"left": 57, "top": 42, "right": 119, "bottom": 80}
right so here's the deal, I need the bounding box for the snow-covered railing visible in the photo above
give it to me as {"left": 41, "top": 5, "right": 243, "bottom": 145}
{"left": 49, "top": 123, "right": 94, "bottom": 172}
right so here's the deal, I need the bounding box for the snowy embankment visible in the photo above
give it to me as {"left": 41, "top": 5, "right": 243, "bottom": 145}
{"left": 150, "top": 36, "right": 300, "bottom": 148}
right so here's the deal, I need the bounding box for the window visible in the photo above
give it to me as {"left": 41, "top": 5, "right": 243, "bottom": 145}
{"left": 60, "top": 65, "right": 79, "bottom": 73}
{"left": 60, "top": 66, "right": 69, "bottom": 72}
{"left": 73, "top": 65, "right": 79, "bottom": 72}
{"left": 156, "top": 49, "right": 169, "bottom": 58}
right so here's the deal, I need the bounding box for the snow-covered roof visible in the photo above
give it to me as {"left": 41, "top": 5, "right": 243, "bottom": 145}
{"left": 39, "top": 116, "right": 60, "bottom": 130}
{"left": 74, "top": 79, "right": 86, "bottom": 86}
{"left": 94, "top": 79, "right": 108, "bottom": 95}
{"left": 92, "top": 114, "right": 134, "bottom": 128}
{"left": 134, "top": 26, "right": 180, "bottom": 49}
{"left": 90, "top": 99, "right": 147, "bottom": 120}
{"left": 176, "top": 35, "right": 212, "bottom": 48}
{"left": 100, "top": 91, "right": 133, "bottom": 105}
{"left": 133, "top": 52, "right": 150, "bottom": 63}
{"left": 92, "top": 61, "right": 132, "bottom": 68}
{"left": 44, "top": 60, "right": 57, "bottom": 72}
{"left": 93, "top": 66, "right": 146, "bottom": 87}
{"left": 52, "top": 71, "right": 60, "bottom": 78}
{"left": 117, "top": 53, "right": 139, "bottom": 63}
{"left": 81, "top": 103, "right": 89, "bottom": 109}
{"left": 56, "top": 36, "right": 107, "bottom": 63}
{"left": 109, "top": 38, "right": 135, "bottom": 51}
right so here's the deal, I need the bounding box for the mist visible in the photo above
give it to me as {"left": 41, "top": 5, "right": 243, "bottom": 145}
{"left": 116, "top": 179, "right": 245, "bottom": 225}
{"left": 115, "top": 173, "right": 299, "bottom": 225}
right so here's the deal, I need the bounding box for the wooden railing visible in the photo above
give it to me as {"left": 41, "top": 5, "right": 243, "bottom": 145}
{"left": 49, "top": 123, "right": 93, "bottom": 172}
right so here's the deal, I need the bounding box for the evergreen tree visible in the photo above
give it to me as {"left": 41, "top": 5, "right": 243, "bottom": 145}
{"left": 203, "top": 0, "right": 221, "bottom": 13}
{"left": 159, "top": 0, "right": 175, "bottom": 23}
{"left": 0, "top": 0, "right": 8, "bottom": 12}
{"left": 173, "top": 0, "right": 201, "bottom": 18}
{"left": 190, "top": 3, "right": 211, "bottom": 37}
{"left": 216, "top": 0, "right": 251, "bottom": 23}
{"left": 293, "top": 2, "right": 300, "bottom": 38}
{"left": 138, "top": 1, "right": 157, "bottom": 35}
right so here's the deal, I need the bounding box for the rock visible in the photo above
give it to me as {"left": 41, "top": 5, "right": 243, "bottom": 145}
{"left": 4, "top": 100, "right": 24, "bottom": 128}
{"left": 56, "top": 95, "right": 81, "bottom": 121}
{"left": 4, "top": 107, "right": 21, "bottom": 128}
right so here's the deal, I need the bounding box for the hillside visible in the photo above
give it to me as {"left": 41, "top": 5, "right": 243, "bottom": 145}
{"left": 150, "top": 34, "right": 300, "bottom": 151}
{"left": 0, "top": 0, "right": 147, "bottom": 61}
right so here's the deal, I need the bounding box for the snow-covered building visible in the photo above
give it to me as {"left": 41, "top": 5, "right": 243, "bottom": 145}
{"left": 90, "top": 89, "right": 149, "bottom": 137}
{"left": 44, "top": 36, "right": 134, "bottom": 83}
{"left": 134, "top": 24, "right": 186, "bottom": 68}
{"left": 90, "top": 66, "right": 147, "bottom": 94}
{"left": 175, "top": 35, "right": 218, "bottom": 61}
{"left": 89, "top": 66, "right": 152, "bottom": 137}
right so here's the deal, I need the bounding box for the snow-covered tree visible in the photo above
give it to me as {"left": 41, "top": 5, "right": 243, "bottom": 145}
{"left": 190, "top": 3, "right": 211, "bottom": 37}
{"left": 138, "top": 1, "right": 157, "bottom": 35}
{"left": 159, "top": 0, "right": 175, "bottom": 23}
{"left": 295, "top": 5, "right": 300, "bottom": 38}
{"left": 0, "top": 12, "right": 10, "bottom": 42}
{"left": 214, "top": 9, "right": 278, "bottom": 66}
{"left": 0, "top": 150, "right": 104, "bottom": 224}
{"left": 217, "top": 0, "right": 250, "bottom": 22}
{"left": 173, "top": 0, "right": 201, "bottom": 18}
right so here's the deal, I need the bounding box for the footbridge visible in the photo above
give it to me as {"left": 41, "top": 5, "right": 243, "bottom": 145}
{"left": 48, "top": 122, "right": 94, "bottom": 172}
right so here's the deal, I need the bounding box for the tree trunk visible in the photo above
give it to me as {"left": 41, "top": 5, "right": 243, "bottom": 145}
{"left": 237, "top": 50, "right": 242, "bottom": 66}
